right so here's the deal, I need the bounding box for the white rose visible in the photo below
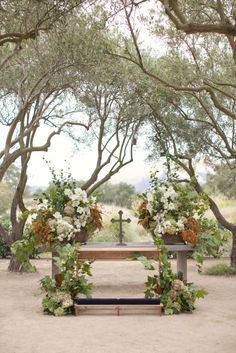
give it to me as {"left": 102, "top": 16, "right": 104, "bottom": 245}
{"left": 64, "top": 189, "right": 73, "bottom": 198}
{"left": 54, "top": 212, "right": 62, "bottom": 219}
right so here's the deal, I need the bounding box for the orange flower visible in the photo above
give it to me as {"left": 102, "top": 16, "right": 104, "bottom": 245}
{"left": 37, "top": 234, "right": 43, "bottom": 242}
{"left": 187, "top": 217, "right": 201, "bottom": 233}
{"left": 138, "top": 201, "right": 148, "bottom": 211}
{"left": 90, "top": 207, "right": 103, "bottom": 230}
{"left": 138, "top": 213, "right": 151, "bottom": 228}
{"left": 44, "top": 224, "right": 51, "bottom": 236}
{"left": 182, "top": 229, "right": 197, "bottom": 245}
{"left": 55, "top": 273, "right": 64, "bottom": 287}
{"left": 33, "top": 221, "right": 42, "bottom": 233}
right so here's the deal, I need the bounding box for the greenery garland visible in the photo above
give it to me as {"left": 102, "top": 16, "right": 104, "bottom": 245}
{"left": 140, "top": 236, "right": 208, "bottom": 315}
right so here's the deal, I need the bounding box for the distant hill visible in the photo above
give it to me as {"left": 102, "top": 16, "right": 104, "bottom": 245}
{"left": 29, "top": 185, "right": 48, "bottom": 194}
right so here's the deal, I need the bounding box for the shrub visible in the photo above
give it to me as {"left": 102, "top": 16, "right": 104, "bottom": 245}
{"left": 205, "top": 263, "right": 236, "bottom": 276}
{"left": 0, "top": 238, "right": 11, "bottom": 258}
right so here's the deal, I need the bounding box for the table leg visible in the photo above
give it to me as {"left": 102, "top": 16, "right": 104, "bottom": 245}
{"left": 177, "top": 251, "right": 188, "bottom": 281}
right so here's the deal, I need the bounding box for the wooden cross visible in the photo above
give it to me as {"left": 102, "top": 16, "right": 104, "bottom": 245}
{"left": 111, "top": 210, "right": 131, "bottom": 246}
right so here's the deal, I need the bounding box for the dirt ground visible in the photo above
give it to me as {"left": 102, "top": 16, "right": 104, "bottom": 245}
{"left": 0, "top": 258, "right": 236, "bottom": 353}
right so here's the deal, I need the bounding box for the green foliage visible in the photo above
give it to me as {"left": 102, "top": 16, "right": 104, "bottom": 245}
{"left": 3, "top": 164, "right": 20, "bottom": 188}
{"left": 0, "top": 217, "right": 11, "bottom": 258}
{"left": 205, "top": 263, "right": 236, "bottom": 276}
{"left": 95, "top": 182, "right": 136, "bottom": 209}
{"left": 0, "top": 238, "right": 11, "bottom": 258}
{"left": 193, "top": 219, "right": 231, "bottom": 272}
{"left": 204, "top": 164, "right": 236, "bottom": 199}
{"left": 130, "top": 254, "right": 157, "bottom": 270}
{"left": 0, "top": 183, "right": 13, "bottom": 217}
{"left": 36, "top": 166, "right": 77, "bottom": 215}
{"left": 11, "top": 232, "right": 38, "bottom": 272}
{"left": 141, "top": 237, "right": 208, "bottom": 315}
{"left": 40, "top": 244, "right": 94, "bottom": 316}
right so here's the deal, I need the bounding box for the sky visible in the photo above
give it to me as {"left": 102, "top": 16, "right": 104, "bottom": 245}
{"left": 25, "top": 128, "right": 154, "bottom": 189}
{"left": 26, "top": 121, "right": 209, "bottom": 189}
{"left": 1, "top": 123, "right": 208, "bottom": 191}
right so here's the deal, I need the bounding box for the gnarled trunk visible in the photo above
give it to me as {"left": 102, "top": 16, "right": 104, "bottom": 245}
{"left": 8, "top": 153, "right": 29, "bottom": 272}
{"left": 8, "top": 256, "right": 24, "bottom": 272}
{"left": 231, "top": 231, "right": 236, "bottom": 266}
{"left": 52, "top": 248, "right": 61, "bottom": 278}
{"left": 8, "top": 218, "right": 27, "bottom": 272}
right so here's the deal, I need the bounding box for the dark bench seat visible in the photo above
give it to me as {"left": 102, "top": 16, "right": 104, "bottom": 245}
{"left": 74, "top": 298, "right": 163, "bottom": 316}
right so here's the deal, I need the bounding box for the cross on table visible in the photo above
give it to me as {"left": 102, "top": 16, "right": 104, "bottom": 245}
{"left": 111, "top": 210, "right": 131, "bottom": 246}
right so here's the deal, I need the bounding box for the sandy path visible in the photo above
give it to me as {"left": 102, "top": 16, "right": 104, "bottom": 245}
{"left": 0, "top": 258, "right": 236, "bottom": 353}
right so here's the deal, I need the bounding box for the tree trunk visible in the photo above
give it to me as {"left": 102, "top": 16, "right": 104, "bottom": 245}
{"left": 52, "top": 248, "right": 60, "bottom": 278}
{"left": 176, "top": 157, "right": 236, "bottom": 266}
{"left": 231, "top": 230, "right": 236, "bottom": 266}
{"left": 8, "top": 154, "right": 29, "bottom": 272}
{"left": 8, "top": 255, "right": 24, "bottom": 272}
{"left": 8, "top": 218, "right": 27, "bottom": 272}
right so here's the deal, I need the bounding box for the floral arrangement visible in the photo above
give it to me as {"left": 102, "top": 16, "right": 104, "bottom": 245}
{"left": 136, "top": 173, "right": 209, "bottom": 244}
{"left": 142, "top": 238, "right": 208, "bottom": 315}
{"left": 40, "top": 244, "right": 94, "bottom": 316}
{"left": 12, "top": 170, "right": 97, "bottom": 316}
{"left": 29, "top": 186, "right": 102, "bottom": 246}
{"left": 12, "top": 170, "right": 102, "bottom": 271}
{"left": 136, "top": 171, "right": 230, "bottom": 271}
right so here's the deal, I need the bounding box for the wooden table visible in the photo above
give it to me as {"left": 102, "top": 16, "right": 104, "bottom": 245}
{"left": 79, "top": 242, "right": 193, "bottom": 281}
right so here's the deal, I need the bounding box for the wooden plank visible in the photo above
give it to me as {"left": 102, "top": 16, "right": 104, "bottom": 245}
{"left": 74, "top": 303, "right": 163, "bottom": 316}
{"left": 78, "top": 247, "right": 159, "bottom": 260}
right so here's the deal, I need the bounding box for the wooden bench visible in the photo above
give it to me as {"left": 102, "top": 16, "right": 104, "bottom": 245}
{"left": 78, "top": 242, "right": 193, "bottom": 281}
{"left": 74, "top": 298, "right": 163, "bottom": 316}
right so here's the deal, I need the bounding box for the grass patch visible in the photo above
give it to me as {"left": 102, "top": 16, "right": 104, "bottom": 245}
{"left": 38, "top": 252, "right": 52, "bottom": 259}
{"left": 205, "top": 263, "right": 236, "bottom": 276}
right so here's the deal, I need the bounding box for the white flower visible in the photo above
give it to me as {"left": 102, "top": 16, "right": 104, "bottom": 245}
{"left": 62, "top": 298, "right": 74, "bottom": 308}
{"left": 173, "top": 279, "right": 185, "bottom": 291}
{"left": 160, "top": 194, "right": 168, "bottom": 203}
{"left": 147, "top": 203, "right": 153, "bottom": 214}
{"left": 58, "top": 234, "right": 64, "bottom": 241}
{"left": 55, "top": 218, "right": 75, "bottom": 241}
{"left": 72, "top": 200, "right": 80, "bottom": 207}
{"left": 54, "top": 212, "right": 62, "bottom": 220}
{"left": 165, "top": 186, "right": 177, "bottom": 198}
{"left": 147, "top": 192, "right": 153, "bottom": 203}
{"left": 193, "top": 212, "right": 200, "bottom": 220}
{"left": 166, "top": 202, "right": 176, "bottom": 211}
{"left": 77, "top": 206, "right": 84, "bottom": 214}
{"left": 163, "top": 202, "right": 169, "bottom": 210}
{"left": 154, "top": 226, "right": 163, "bottom": 237}
{"left": 63, "top": 216, "right": 72, "bottom": 223}
{"left": 48, "top": 218, "right": 56, "bottom": 231}
{"left": 176, "top": 219, "right": 184, "bottom": 230}
{"left": 74, "top": 219, "right": 81, "bottom": 230}
{"left": 159, "top": 185, "right": 167, "bottom": 193}
{"left": 179, "top": 216, "right": 187, "bottom": 224}
{"left": 64, "top": 188, "right": 73, "bottom": 198}
{"left": 75, "top": 187, "right": 83, "bottom": 194}
{"left": 73, "top": 188, "right": 88, "bottom": 203}
{"left": 28, "top": 213, "right": 37, "bottom": 223}
{"left": 162, "top": 218, "right": 177, "bottom": 234}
